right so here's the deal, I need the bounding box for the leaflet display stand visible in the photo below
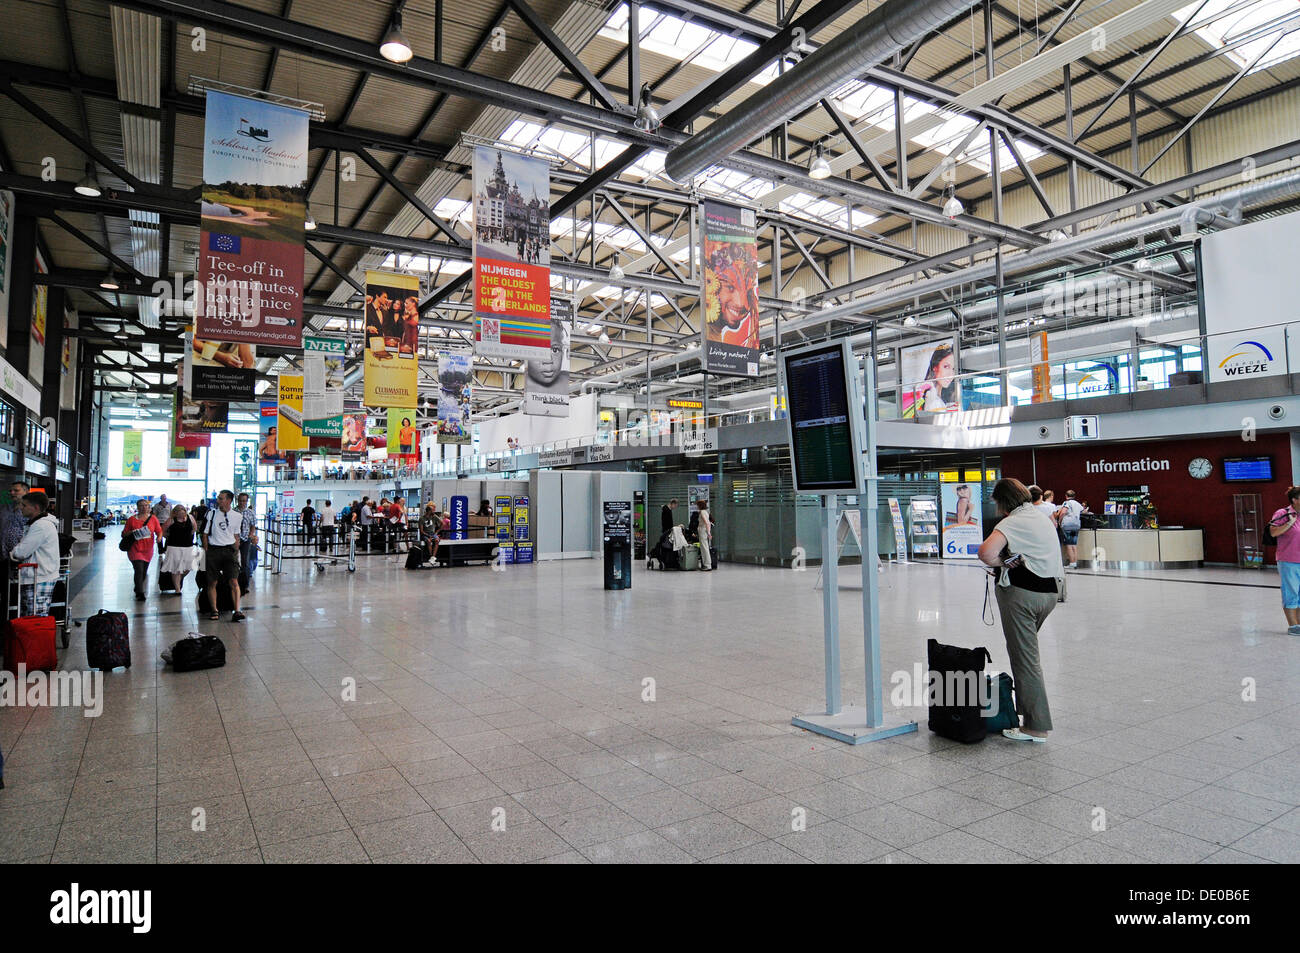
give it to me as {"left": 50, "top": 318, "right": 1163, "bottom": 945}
{"left": 780, "top": 340, "right": 917, "bottom": 746}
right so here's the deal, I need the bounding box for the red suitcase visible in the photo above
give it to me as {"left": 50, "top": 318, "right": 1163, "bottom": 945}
{"left": 3, "top": 615, "right": 58, "bottom": 674}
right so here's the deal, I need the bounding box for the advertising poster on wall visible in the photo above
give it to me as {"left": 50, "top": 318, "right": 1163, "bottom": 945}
{"left": 524, "top": 298, "right": 571, "bottom": 417}
{"left": 437, "top": 351, "right": 473, "bottom": 445}
{"left": 387, "top": 407, "right": 419, "bottom": 462}
{"left": 472, "top": 146, "right": 552, "bottom": 360}
{"left": 197, "top": 89, "right": 307, "bottom": 347}
{"left": 0, "top": 189, "right": 13, "bottom": 346}
{"left": 363, "top": 271, "right": 419, "bottom": 406}
{"left": 940, "top": 482, "right": 983, "bottom": 559}
{"left": 341, "top": 412, "right": 367, "bottom": 456}
{"left": 121, "top": 431, "right": 143, "bottom": 477}
{"left": 259, "top": 400, "right": 286, "bottom": 464}
{"left": 185, "top": 336, "right": 256, "bottom": 401}
{"left": 900, "top": 337, "right": 961, "bottom": 418}
{"left": 701, "top": 200, "right": 760, "bottom": 377}
{"left": 303, "top": 335, "right": 345, "bottom": 436}
{"left": 276, "top": 374, "right": 308, "bottom": 450}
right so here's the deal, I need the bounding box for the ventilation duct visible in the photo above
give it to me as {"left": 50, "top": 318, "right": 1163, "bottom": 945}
{"left": 664, "top": 0, "right": 981, "bottom": 183}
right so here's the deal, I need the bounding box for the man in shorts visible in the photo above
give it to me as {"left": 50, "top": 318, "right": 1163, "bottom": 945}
{"left": 202, "top": 490, "right": 245, "bottom": 622}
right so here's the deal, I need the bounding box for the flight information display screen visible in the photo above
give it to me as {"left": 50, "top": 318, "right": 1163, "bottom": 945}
{"left": 784, "top": 343, "right": 862, "bottom": 493}
{"left": 1222, "top": 456, "right": 1273, "bottom": 481}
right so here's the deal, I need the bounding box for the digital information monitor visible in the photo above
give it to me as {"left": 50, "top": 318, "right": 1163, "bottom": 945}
{"left": 1222, "top": 455, "right": 1273, "bottom": 482}
{"left": 782, "top": 339, "right": 866, "bottom": 494}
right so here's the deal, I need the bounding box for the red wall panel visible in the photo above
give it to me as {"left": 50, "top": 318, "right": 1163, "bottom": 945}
{"left": 1000, "top": 433, "right": 1292, "bottom": 564}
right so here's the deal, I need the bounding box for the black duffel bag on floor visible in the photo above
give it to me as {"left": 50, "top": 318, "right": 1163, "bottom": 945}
{"left": 169, "top": 635, "right": 226, "bottom": 672}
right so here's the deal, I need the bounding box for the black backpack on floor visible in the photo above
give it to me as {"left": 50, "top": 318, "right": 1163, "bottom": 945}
{"left": 927, "top": 639, "right": 993, "bottom": 744}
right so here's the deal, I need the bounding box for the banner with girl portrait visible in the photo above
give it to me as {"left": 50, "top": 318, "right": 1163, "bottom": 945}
{"left": 900, "top": 338, "right": 961, "bottom": 418}
{"left": 701, "top": 199, "right": 760, "bottom": 377}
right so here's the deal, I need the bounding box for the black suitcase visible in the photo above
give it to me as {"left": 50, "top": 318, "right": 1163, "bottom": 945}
{"left": 405, "top": 545, "right": 428, "bottom": 570}
{"left": 927, "top": 639, "right": 992, "bottom": 744}
{"left": 158, "top": 561, "right": 177, "bottom": 592}
{"left": 86, "top": 609, "right": 131, "bottom": 670}
{"left": 194, "top": 570, "right": 236, "bottom": 613}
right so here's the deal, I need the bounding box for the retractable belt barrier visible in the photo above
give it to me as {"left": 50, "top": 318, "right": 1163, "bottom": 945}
{"left": 262, "top": 516, "right": 421, "bottom": 573}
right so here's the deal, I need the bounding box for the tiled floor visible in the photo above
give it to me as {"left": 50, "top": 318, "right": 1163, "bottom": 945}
{"left": 1, "top": 545, "right": 1297, "bottom": 864}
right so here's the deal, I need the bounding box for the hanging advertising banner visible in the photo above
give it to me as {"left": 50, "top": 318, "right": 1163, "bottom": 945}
{"left": 303, "top": 335, "right": 346, "bottom": 436}
{"left": 197, "top": 89, "right": 307, "bottom": 348}
{"left": 367, "top": 418, "right": 388, "bottom": 461}
{"left": 233, "top": 438, "right": 258, "bottom": 496}
{"left": 701, "top": 200, "right": 760, "bottom": 377}
{"left": 121, "top": 431, "right": 144, "bottom": 477}
{"left": 524, "top": 298, "right": 572, "bottom": 417}
{"left": 341, "top": 412, "right": 367, "bottom": 456}
{"left": 1029, "top": 330, "right": 1050, "bottom": 404}
{"left": 185, "top": 336, "right": 257, "bottom": 401}
{"left": 179, "top": 393, "right": 229, "bottom": 433}
{"left": 171, "top": 385, "right": 209, "bottom": 454}
{"left": 277, "top": 374, "right": 308, "bottom": 450}
{"left": 900, "top": 337, "right": 961, "bottom": 418}
{"left": 31, "top": 251, "right": 47, "bottom": 347}
{"left": 940, "top": 482, "right": 983, "bottom": 559}
{"left": 0, "top": 189, "right": 14, "bottom": 346}
{"left": 472, "top": 146, "right": 551, "bottom": 360}
{"left": 387, "top": 407, "right": 419, "bottom": 462}
{"left": 259, "top": 400, "right": 286, "bottom": 464}
{"left": 363, "top": 270, "right": 419, "bottom": 406}
{"left": 437, "top": 351, "right": 473, "bottom": 445}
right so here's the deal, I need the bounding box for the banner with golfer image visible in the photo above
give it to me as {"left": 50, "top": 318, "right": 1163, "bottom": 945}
{"left": 437, "top": 351, "right": 473, "bottom": 445}
{"left": 900, "top": 337, "right": 961, "bottom": 418}
{"left": 303, "top": 335, "right": 345, "bottom": 437}
{"left": 363, "top": 270, "right": 420, "bottom": 407}
{"left": 524, "top": 298, "right": 572, "bottom": 417}
{"left": 472, "top": 146, "right": 552, "bottom": 361}
{"left": 197, "top": 89, "right": 307, "bottom": 348}
{"left": 701, "top": 200, "right": 760, "bottom": 377}
{"left": 185, "top": 335, "right": 256, "bottom": 402}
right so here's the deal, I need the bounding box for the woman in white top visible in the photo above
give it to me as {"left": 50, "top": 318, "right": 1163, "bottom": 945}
{"left": 978, "top": 478, "right": 1065, "bottom": 743}
{"left": 695, "top": 499, "right": 714, "bottom": 571}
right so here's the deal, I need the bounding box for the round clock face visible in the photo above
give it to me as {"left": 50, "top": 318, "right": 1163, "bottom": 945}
{"left": 1188, "top": 457, "right": 1213, "bottom": 479}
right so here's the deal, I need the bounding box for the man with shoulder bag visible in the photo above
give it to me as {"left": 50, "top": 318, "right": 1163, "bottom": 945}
{"left": 202, "top": 490, "right": 245, "bottom": 624}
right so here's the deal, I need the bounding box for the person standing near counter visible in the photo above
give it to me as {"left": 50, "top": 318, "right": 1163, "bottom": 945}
{"left": 1268, "top": 486, "right": 1300, "bottom": 635}
{"left": 1059, "top": 490, "right": 1084, "bottom": 569}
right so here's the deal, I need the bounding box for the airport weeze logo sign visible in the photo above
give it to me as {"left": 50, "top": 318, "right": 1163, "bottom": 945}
{"left": 1209, "top": 329, "right": 1286, "bottom": 384}
{"left": 1217, "top": 340, "right": 1274, "bottom": 377}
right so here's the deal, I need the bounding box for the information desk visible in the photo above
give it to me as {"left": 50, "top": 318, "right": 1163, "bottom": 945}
{"left": 435, "top": 538, "right": 500, "bottom": 567}
{"left": 1075, "top": 528, "right": 1204, "bottom": 570}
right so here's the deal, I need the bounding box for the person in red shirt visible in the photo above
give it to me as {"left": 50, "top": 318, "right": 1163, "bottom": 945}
{"left": 121, "top": 498, "right": 162, "bottom": 602}
{"left": 387, "top": 499, "right": 405, "bottom": 550}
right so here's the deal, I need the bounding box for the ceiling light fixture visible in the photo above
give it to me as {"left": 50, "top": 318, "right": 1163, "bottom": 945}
{"left": 941, "top": 191, "right": 964, "bottom": 219}
{"left": 380, "top": 11, "right": 414, "bottom": 63}
{"left": 809, "top": 141, "right": 832, "bottom": 180}
{"left": 608, "top": 251, "right": 624, "bottom": 281}
{"left": 902, "top": 316, "right": 917, "bottom": 328}
{"left": 304, "top": 204, "right": 317, "bottom": 231}
{"left": 598, "top": 332, "right": 611, "bottom": 344}
{"left": 74, "top": 162, "right": 102, "bottom": 198}
{"left": 634, "top": 84, "right": 661, "bottom": 132}
{"left": 1045, "top": 228, "right": 1069, "bottom": 243}
{"left": 99, "top": 269, "right": 121, "bottom": 291}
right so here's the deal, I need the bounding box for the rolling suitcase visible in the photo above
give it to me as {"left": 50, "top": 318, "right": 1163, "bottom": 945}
{"left": 926, "top": 639, "right": 992, "bottom": 744}
{"left": 3, "top": 616, "right": 58, "bottom": 674}
{"left": 680, "top": 545, "right": 700, "bottom": 571}
{"left": 194, "top": 570, "right": 236, "bottom": 613}
{"left": 86, "top": 609, "right": 131, "bottom": 670}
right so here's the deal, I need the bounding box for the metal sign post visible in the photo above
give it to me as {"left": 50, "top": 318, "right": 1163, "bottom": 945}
{"left": 782, "top": 340, "right": 917, "bottom": 745}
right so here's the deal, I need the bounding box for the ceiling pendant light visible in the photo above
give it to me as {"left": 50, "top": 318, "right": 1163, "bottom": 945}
{"left": 380, "top": 11, "right": 414, "bottom": 63}
{"left": 902, "top": 315, "right": 917, "bottom": 328}
{"left": 75, "top": 162, "right": 102, "bottom": 197}
{"left": 1045, "top": 228, "right": 1069, "bottom": 243}
{"left": 1133, "top": 238, "right": 1152, "bottom": 271}
{"left": 809, "top": 141, "right": 832, "bottom": 180}
{"left": 100, "top": 269, "right": 121, "bottom": 291}
{"left": 942, "top": 189, "right": 964, "bottom": 219}
{"left": 598, "top": 331, "right": 611, "bottom": 344}
{"left": 608, "top": 251, "right": 624, "bottom": 281}
{"left": 634, "top": 84, "right": 661, "bottom": 132}
{"left": 304, "top": 204, "right": 317, "bottom": 231}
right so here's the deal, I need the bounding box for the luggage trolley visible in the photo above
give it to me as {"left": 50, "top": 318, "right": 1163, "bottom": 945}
{"left": 8, "top": 554, "right": 72, "bottom": 649}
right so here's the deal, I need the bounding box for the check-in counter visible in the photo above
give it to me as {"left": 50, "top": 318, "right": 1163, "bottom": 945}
{"left": 1076, "top": 527, "right": 1204, "bottom": 570}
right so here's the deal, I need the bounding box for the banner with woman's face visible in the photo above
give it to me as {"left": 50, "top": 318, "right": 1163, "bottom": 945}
{"left": 701, "top": 200, "right": 760, "bottom": 377}
{"left": 900, "top": 337, "right": 961, "bottom": 418}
